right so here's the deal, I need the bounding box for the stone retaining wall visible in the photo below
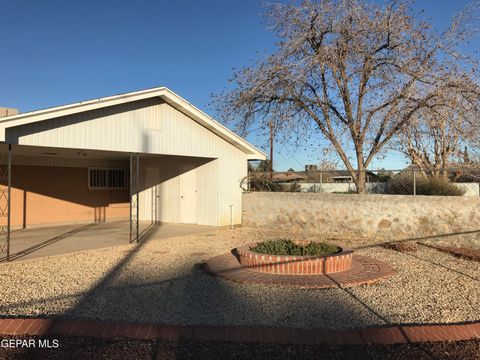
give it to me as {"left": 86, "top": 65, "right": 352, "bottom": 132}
{"left": 242, "top": 192, "right": 480, "bottom": 243}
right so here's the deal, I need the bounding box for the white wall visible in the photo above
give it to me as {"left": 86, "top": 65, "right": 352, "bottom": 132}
{"left": 139, "top": 157, "right": 221, "bottom": 226}
{"left": 291, "top": 182, "right": 480, "bottom": 196}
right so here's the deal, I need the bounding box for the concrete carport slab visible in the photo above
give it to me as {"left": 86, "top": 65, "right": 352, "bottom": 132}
{"left": 2, "top": 221, "right": 214, "bottom": 262}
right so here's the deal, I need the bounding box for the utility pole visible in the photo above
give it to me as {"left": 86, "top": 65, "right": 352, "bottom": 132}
{"left": 269, "top": 120, "right": 274, "bottom": 181}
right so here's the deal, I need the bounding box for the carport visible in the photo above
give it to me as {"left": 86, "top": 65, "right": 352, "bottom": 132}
{"left": 0, "top": 87, "right": 265, "bottom": 261}
{"left": 4, "top": 221, "right": 213, "bottom": 262}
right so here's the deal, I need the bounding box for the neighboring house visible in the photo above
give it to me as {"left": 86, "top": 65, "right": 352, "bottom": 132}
{"left": 315, "top": 170, "right": 378, "bottom": 183}
{"left": 268, "top": 172, "right": 308, "bottom": 183}
{"left": 398, "top": 164, "right": 480, "bottom": 182}
{"left": 448, "top": 164, "right": 480, "bottom": 183}
{"left": 303, "top": 170, "right": 381, "bottom": 183}
{"left": 251, "top": 170, "right": 380, "bottom": 184}
{"left": 0, "top": 87, "right": 266, "bottom": 242}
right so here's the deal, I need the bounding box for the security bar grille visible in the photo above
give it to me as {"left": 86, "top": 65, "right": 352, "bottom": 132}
{"left": 89, "top": 168, "right": 127, "bottom": 190}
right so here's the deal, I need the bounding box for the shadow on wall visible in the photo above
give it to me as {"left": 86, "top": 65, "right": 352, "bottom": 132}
{"left": 140, "top": 155, "right": 214, "bottom": 190}
{"left": 0, "top": 165, "right": 129, "bottom": 227}
{"left": 0, "top": 154, "right": 215, "bottom": 228}
{"left": 137, "top": 155, "right": 215, "bottom": 233}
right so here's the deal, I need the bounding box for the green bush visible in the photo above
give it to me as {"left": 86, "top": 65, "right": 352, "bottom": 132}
{"left": 386, "top": 173, "right": 466, "bottom": 196}
{"left": 250, "top": 239, "right": 341, "bottom": 256}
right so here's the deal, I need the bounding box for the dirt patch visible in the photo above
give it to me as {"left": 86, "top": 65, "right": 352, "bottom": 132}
{"left": 0, "top": 336, "right": 479, "bottom": 360}
{"left": 419, "top": 243, "right": 480, "bottom": 262}
{"left": 379, "top": 242, "right": 418, "bottom": 253}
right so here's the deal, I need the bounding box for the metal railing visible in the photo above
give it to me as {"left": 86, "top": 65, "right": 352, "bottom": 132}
{"left": 245, "top": 167, "right": 480, "bottom": 196}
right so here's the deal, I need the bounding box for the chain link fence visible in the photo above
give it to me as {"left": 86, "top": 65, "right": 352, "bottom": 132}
{"left": 244, "top": 167, "right": 480, "bottom": 196}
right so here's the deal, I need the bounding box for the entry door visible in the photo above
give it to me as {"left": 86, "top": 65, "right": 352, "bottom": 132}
{"left": 179, "top": 168, "right": 197, "bottom": 224}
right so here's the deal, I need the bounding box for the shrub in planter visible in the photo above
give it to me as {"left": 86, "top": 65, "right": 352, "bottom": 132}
{"left": 250, "top": 239, "right": 341, "bottom": 256}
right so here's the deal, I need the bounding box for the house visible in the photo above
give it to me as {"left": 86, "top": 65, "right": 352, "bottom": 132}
{"left": 250, "top": 169, "right": 381, "bottom": 184}
{"left": 315, "top": 170, "right": 381, "bottom": 183}
{"left": 398, "top": 164, "right": 480, "bottom": 182}
{"left": 0, "top": 87, "right": 266, "bottom": 250}
{"left": 249, "top": 172, "right": 308, "bottom": 183}
{"left": 251, "top": 166, "right": 381, "bottom": 184}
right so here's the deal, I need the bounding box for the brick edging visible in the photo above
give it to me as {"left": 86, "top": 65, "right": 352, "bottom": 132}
{"left": 207, "top": 253, "right": 394, "bottom": 288}
{"left": 236, "top": 243, "right": 353, "bottom": 274}
{"left": 0, "top": 318, "right": 478, "bottom": 345}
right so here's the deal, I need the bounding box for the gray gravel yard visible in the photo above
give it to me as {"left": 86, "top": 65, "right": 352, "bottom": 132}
{"left": 0, "top": 227, "right": 478, "bottom": 330}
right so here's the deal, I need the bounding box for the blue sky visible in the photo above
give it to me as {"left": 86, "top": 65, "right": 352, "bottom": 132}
{"left": 1, "top": 0, "right": 477, "bottom": 171}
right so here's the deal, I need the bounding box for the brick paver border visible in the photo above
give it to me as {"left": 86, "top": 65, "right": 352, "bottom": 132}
{"left": 0, "top": 318, "right": 478, "bottom": 345}
{"left": 206, "top": 253, "right": 394, "bottom": 288}
{"left": 236, "top": 243, "right": 354, "bottom": 275}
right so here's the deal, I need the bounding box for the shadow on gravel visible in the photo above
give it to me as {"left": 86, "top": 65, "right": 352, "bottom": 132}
{"left": 353, "top": 229, "right": 480, "bottom": 252}
{"left": 391, "top": 247, "right": 479, "bottom": 283}
{"left": 10, "top": 226, "right": 479, "bottom": 359}
{"left": 352, "top": 229, "right": 480, "bottom": 284}
{"left": 9, "top": 227, "right": 410, "bottom": 358}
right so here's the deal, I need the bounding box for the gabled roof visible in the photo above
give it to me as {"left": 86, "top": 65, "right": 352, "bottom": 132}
{"left": 0, "top": 86, "right": 266, "bottom": 160}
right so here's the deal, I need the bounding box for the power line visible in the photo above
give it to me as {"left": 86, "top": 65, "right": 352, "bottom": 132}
{"left": 278, "top": 143, "right": 305, "bottom": 169}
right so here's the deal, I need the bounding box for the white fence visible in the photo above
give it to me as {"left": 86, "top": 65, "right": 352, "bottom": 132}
{"left": 285, "top": 182, "right": 480, "bottom": 196}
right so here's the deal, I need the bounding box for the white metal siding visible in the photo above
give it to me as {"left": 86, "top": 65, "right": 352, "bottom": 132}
{"left": 0, "top": 154, "right": 128, "bottom": 168}
{"left": 7, "top": 98, "right": 242, "bottom": 160}
{"left": 196, "top": 159, "right": 219, "bottom": 226}
{"left": 22, "top": 98, "right": 250, "bottom": 226}
{"left": 139, "top": 156, "right": 228, "bottom": 226}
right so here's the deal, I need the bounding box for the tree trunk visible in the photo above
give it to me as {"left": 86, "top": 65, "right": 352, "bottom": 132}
{"left": 355, "top": 169, "right": 367, "bottom": 194}
{"left": 440, "top": 153, "right": 449, "bottom": 179}
{"left": 354, "top": 146, "right": 367, "bottom": 194}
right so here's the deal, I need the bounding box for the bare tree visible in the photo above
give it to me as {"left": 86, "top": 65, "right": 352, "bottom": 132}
{"left": 214, "top": 0, "right": 480, "bottom": 193}
{"left": 397, "top": 86, "right": 480, "bottom": 177}
{"left": 318, "top": 159, "right": 337, "bottom": 170}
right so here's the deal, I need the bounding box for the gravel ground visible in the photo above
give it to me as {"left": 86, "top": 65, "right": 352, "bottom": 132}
{"left": 0, "top": 227, "right": 478, "bottom": 330}
{"left": 0, "top": 336, "right": 479, "bottom": 360}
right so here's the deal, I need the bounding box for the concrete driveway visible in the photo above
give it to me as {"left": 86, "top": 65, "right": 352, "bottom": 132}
{"left": 2, "top": 221, "right": 214, "bottom": 262}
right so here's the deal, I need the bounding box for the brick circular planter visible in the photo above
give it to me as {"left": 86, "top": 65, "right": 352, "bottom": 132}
{"left": 236, "top": 242, "right": 353, "bottom": 275}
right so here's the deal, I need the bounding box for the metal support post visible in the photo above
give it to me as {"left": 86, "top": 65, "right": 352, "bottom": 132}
{"left": 0, "top": 144, "right": 12, "bottom": 261}
{"left": 7, "top": 144, "right": 11, "bottom": 261}
{"left": 136, "top": 153, "right": 139, "bottom": 241}
{"left": 129, "top": 153, "right": 140, "bottom": 243}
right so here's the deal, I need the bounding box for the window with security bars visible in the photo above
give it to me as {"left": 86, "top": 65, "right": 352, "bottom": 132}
{"left": 88, "top": 168, "right": 127, "bottom": 190}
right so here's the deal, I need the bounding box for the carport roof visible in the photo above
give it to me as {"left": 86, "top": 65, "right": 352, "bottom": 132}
{"left": 0, "top": 87, "right": 266, "bottom": 160}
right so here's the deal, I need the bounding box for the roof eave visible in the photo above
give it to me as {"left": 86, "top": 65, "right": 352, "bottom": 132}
{"left": 0, "top": 87, "right": 267, "bottom": 160}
